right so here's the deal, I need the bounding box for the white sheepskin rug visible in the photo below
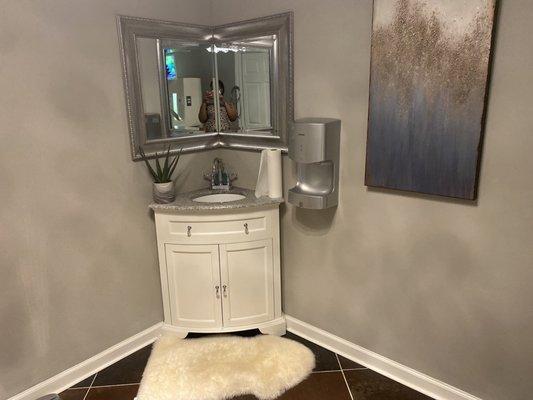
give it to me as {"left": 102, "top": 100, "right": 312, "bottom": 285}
{"left": 137, "top": 333, "right": 315, "bottom": 400}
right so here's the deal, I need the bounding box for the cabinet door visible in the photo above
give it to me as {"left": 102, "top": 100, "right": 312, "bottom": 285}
{"left": 165, "top": 244, "right": 222, "bottom": 329}
{"left": 220, "top": 239, "right": 274, "bottom": 327}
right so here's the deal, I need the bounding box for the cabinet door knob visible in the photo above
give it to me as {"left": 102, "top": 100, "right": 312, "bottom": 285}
{"left": 244, "top": 223, "right": 249, "bottom": 234}
{"left": 187, "top": 226, "right": 192, "bottom": 237}
{"left": 215, "top": 285, "right": 220, "bottom": 298}
{"left": 222, "top": 284, "right": 228, "bottom": 297}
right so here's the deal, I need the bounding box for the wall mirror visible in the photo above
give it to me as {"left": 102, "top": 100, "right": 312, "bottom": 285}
{"left": 117, "top": 13, "right": 293, "bottom": 160}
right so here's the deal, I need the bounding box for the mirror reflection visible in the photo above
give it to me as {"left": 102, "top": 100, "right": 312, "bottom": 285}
{"left": 216, "top": 36, "right": 274, "bottom": 133}
{"left": 162, "top": 40, "right": 214, "bottom": 136}
{"left": 198, "top": 79, "right": 238, "bottom": 132}
{"left": 135, "top": 35, "right": 275, "bottom": 140}
{"left": 137, "top": 37, "right": 164, "bottom": 140}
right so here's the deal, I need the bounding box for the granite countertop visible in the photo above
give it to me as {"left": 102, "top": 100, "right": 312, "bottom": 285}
{"left": 149, "top": 187, "right": 283, "bottom": 212}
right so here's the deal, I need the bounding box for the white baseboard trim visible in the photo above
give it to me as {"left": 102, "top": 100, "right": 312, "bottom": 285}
{"left": 285, "top": 316, "right": 481, "bottom": 400}
{"left": 8, "top": 323, "right": 163, "bottom": 400}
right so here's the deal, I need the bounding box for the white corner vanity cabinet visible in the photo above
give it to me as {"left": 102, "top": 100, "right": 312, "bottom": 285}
{"left": 150, "top": 188, "right": 285, "bottom": 338}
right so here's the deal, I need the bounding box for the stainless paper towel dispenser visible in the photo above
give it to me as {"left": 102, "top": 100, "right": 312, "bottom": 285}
{"left": 288, "top": 118, "right": 341, "bottom": 209}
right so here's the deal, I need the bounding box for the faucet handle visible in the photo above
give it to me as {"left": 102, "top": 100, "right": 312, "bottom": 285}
{"left": 213, "top": 157, "right": 223, "bottom": 168}
{"left": 226, "top": 172, "right": 238, "bottom": 189}
{"left": 203, "top": 172, "right": 212, "bottom": 182}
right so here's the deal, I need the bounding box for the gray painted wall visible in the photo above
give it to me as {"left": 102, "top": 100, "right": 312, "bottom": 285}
{"left": 212, "top": 1, "right": 533, "bottom": 399}
{"left": 0, "top": 1, "right": 215, "bottom": 398}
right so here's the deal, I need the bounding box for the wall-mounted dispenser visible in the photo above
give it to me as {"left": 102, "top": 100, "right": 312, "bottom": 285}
{"left": 288, "top": 118, "right": 341, "bottom": 209}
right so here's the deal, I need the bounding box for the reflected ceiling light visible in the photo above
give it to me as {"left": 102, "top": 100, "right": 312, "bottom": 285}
{"left": 206, "top": 45, "right": 247, "bottom": 53}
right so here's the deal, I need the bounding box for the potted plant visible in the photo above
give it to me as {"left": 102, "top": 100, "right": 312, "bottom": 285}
{"left": 139, "top": 146, "right": 182, "bottom": 203}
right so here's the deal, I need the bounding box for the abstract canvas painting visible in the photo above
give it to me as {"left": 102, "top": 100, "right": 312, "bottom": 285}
{"left": 365, "top": 0, "right": 496, "bottom": 199}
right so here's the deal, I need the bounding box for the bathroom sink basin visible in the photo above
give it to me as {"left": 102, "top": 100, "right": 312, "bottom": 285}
{"left": 192, "top": 193, "right": 246, "bottom": 203}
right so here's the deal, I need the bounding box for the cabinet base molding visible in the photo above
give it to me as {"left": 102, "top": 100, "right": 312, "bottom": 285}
{"left": 162, "top": 316, "right": 286, "bottom": 337}
{"left": 259, "top": 319, "right": 287, "bottom": 336}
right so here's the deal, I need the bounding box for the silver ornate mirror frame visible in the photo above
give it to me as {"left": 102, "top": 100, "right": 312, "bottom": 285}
{"left": 117, "top": 13, "right": 293, "bottom": 160}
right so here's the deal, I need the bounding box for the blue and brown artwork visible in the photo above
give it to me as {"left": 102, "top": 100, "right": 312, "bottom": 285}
{"left": 365, "top": 0, "right": 496, "bottom": 199}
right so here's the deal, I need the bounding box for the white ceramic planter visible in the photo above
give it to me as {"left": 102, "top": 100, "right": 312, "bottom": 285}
{"left": 153, "top": 181, "right": 175, "bottom": 204}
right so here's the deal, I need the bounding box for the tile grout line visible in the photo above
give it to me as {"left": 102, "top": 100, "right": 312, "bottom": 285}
{"left": 311, "top": 368, "right": 367, "bottom": 374}
{"left": 312, "top": 369, "right": 344, "bottom": 374}
{"left": 336, "top": 353, "right": 354, "bottom": 400}
{"left": 89, "top": 382, "right": 141, "bottom": 389}
{"left": 81, "top": 374, "right": 97, "bottom": 400}
{"left": 342, "top": 367, "right": 368, "bottom": 371}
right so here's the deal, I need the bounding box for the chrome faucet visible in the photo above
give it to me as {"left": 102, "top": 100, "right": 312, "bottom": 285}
{"left": 204, "top": 158, "right": 237, "bottom": 190}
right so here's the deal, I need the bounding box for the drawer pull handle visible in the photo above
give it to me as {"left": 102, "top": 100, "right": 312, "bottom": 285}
{"left": 244, "top": 223, "right": 249, "bottom": 235}
{"left": 222, "top": 284, "right": 228, "bottom": 297}
{"left": 187, "top": 226, "right": 192, "bottom": 237}
{"left": 215, "top": 285, "right": 220, "bottom": 298}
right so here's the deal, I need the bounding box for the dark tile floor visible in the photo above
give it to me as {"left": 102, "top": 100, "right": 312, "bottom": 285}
{"left": 60, "top": 330, "right": 434, "bottom": 400}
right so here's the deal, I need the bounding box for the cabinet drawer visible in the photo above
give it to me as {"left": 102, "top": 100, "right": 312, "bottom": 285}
{"left": 155, "top": 211, "right": 273, "bottom": 244}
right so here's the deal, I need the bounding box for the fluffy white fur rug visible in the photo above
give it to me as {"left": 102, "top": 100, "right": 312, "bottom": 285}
{"left": 137, "top": 333, "right": 315, "bottom": 400}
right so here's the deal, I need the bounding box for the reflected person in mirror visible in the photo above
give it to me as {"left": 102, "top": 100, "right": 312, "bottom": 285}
{"left": 198, "top": 80, "right": 237, "bottom": 132}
